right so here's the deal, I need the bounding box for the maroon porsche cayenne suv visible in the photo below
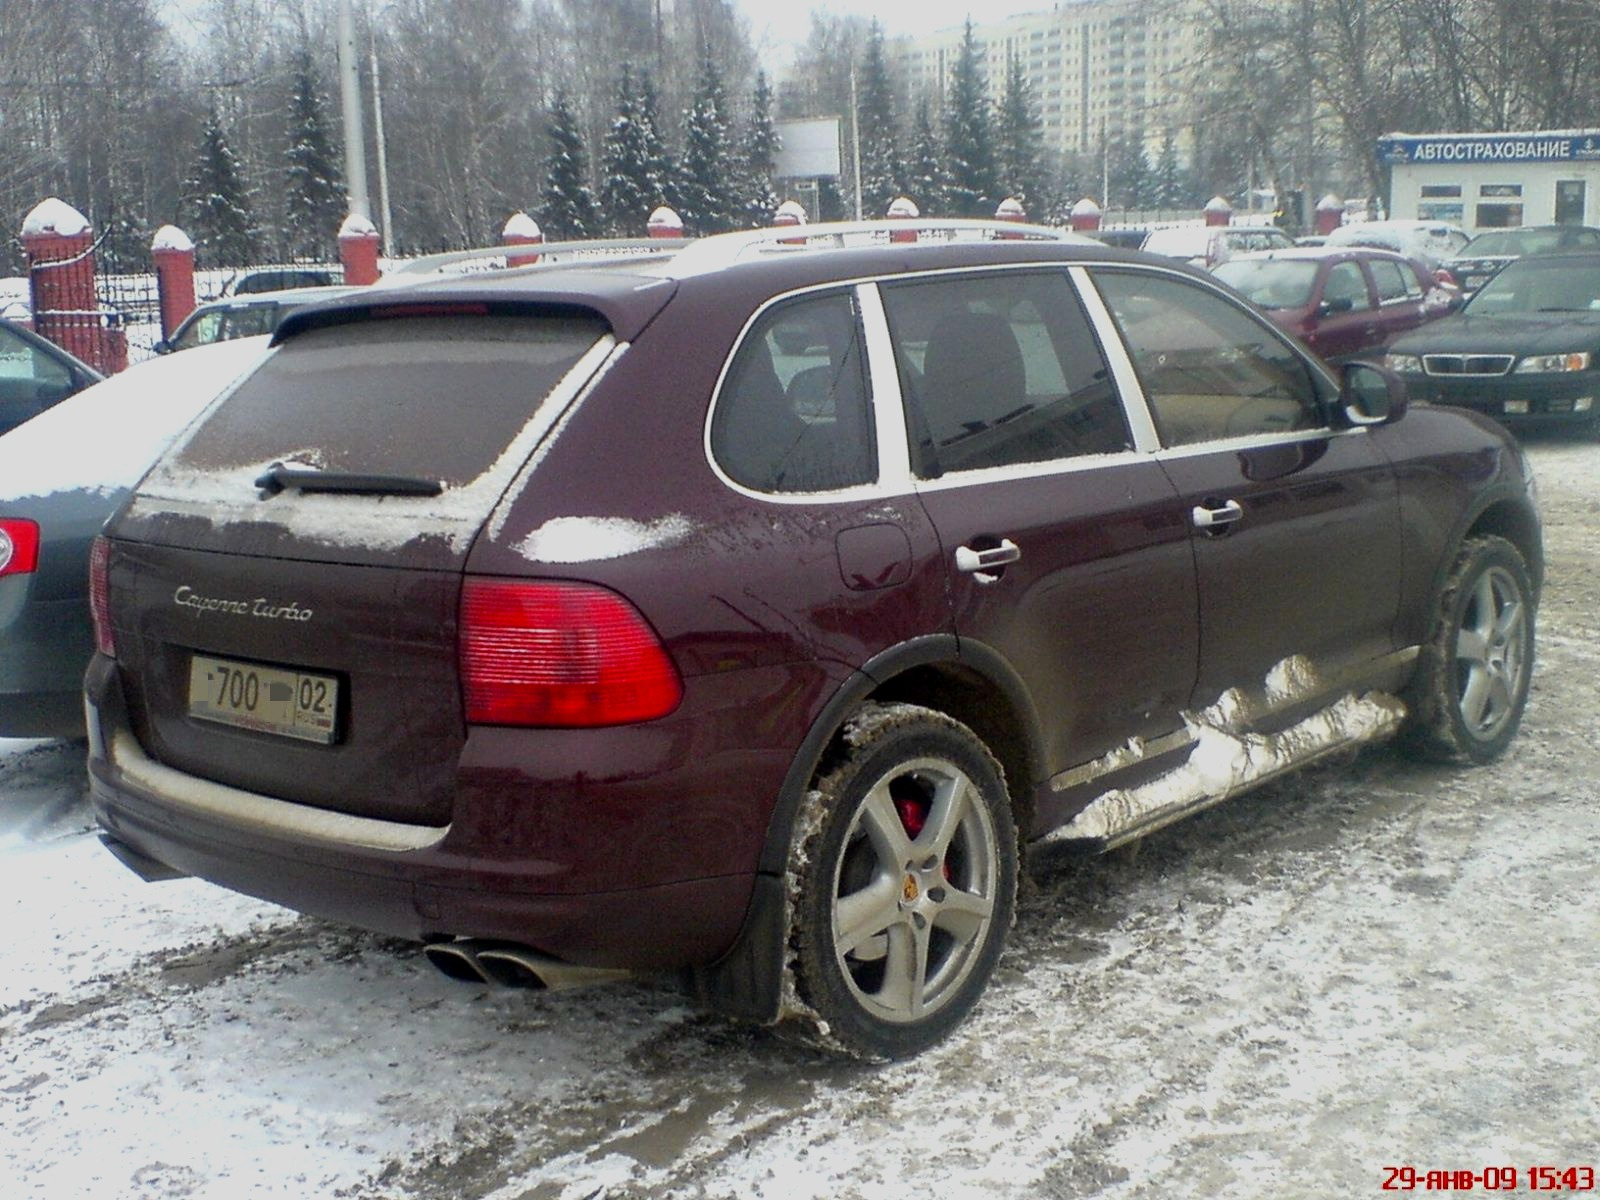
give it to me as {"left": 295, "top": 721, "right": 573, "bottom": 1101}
{"left": 87, "top": 221, "right": 1542, "bottom": 1058}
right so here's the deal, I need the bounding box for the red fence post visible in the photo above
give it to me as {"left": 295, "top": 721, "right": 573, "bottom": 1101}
{"left": 1315, "top": 194, "right": 1345, "bottom": 236}
{"left": 152, "top": 225, "right": 197, "bottom": 342}
{"left": 21, "top": 198, "right": 127, "bottom": 373}
{"left": 994, "top": 196, "right": 1027, "bottom": 239}
{"left": 1069, "top": 198, "right": 1103, "bottom": 233}
{"left": 647, "top": 206, "right": 684, "bottom": 239}
{"left": 338, "top": 213, "right": 382, "bottom": 285}
{"left": 1204, "top": 196, "right": 1233, "bottom": 227}
{"left": 887, "top": 196, "right": 919, "bottom": 243}
{"left": 503, "top": 212, "right": 543, "bottom": 266}
{"left": 774, "top": 199, "right": 808, "bottom": 245}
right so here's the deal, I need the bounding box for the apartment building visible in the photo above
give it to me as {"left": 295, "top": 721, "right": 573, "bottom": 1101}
{"left": 891, "top": 0, "right": 1201, "bottom": 166}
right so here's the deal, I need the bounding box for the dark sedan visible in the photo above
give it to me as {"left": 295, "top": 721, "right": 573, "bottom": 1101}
{"left": 1386, "top": 250, "right": 1600, "bottom": 433}
{"left": 0, "top": 317, "right": 102, "bottom": 437}
{"left": 1441, "top": 224, "right": 1600, "bottom": 295}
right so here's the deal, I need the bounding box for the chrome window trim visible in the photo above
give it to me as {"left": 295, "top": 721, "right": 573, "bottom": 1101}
{"left": 703, "top": 279, "right": 908, "bottom": 507}
{"left": 1076, "top": 262, "right": 1349, "bottom": 449}
{"left": 855, "top": 283, "right": 915, "bottom": 489}
{"left": 1068, "top": 265, "right": 1162, "bottom": 453}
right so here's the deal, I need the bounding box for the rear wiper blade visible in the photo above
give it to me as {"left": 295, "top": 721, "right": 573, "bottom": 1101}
{"left": 254, "top": 461, "right": 443, "bottom": 497}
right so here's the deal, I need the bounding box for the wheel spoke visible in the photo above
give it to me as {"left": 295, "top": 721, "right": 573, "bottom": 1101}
{"left": 934, "top": 886, "right": 994, "bottom": 946}
{"left": 857, "top": 781, "right": 914, "bottom": 866}
{"left": 1455, "top": 627, "right": 1489, "bottom": 665}
{"left": 1472, "top": 572, "right": 1498, "bottom": 633}
{"left": 877, "top": 921, "right": 931, "bottom": 1019}
{"left": 917, "top": 772, "right": 972, "bottom": 860}
{"left": 835, "top": 875, "right": 902, "bottom": 957}
{"left": 1459, "top": 663, "right": 1492, "bottom": 729}
{"left": 1494, "top": 597, "right": 1525, "bottom": 646}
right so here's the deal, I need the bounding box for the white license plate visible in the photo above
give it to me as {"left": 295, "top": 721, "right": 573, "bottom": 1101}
{"left": 188, "top": 654, "right": 338, "bottom": 744}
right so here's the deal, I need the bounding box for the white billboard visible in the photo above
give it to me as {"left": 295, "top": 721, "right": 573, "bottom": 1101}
{"left": 774, "top": 118, "right": 842, "bottom": 179}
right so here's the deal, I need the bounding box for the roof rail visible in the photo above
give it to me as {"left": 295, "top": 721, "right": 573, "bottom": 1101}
{"left": 667, "top": 218, "right": 1088, "bottom": 272}
{"left": 388, "top": 237, "right": 692, "bottom": 276}
{"left": 385, "top": 219, "right": 1087, "bottom": 281}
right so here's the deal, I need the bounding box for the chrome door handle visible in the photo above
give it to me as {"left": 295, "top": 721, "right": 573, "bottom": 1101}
{"left": 955, "top": 539, "right": 1022, "bottom": 575}
{"left": 1191, "top": 500, "right": 1244, "bottom": 530}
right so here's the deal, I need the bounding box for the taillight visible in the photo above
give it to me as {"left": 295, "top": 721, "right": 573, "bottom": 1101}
{"left": 89, "top": 536, "right": 116, "bottom": 658}
{"left": 459, "top": 579, "right": 682, "bottom": 727}
{"left": 0, "top": 519, "right": 40, "bottom": 578}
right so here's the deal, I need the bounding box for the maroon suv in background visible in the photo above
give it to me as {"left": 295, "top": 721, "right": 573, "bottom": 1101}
{"left": 1212, "top": 246, "right": 1460, "bottom": 363}
{"left": 87, "top": 222, "right": 1542, "bottom": 1059}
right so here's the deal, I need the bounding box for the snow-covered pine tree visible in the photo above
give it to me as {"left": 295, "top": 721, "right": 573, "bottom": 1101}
{"left": 996, "top": 51, "right": 1048, "bottom": 218}
{"left": 284, "top": 48, "right": 343, "bottom": 260}
{"left": 901, "top": 97, "right": 946, "bottom": 218}
{"left": 540, "top": 88, "right": 598, "bottom": 240}
{"left": 185, "top": 103, "right": 258, "bottom": 266}
{"left": 857, "top": 22, "right": 903, "bottom": 223}
{"left": 737, "top": 70, "right": 781, "bottom": 228}
{"left": 677, "top": 53, "right": 733, "bottom": 235}
{"left": 941, "top": 21, "right": 998, "bottom": 218}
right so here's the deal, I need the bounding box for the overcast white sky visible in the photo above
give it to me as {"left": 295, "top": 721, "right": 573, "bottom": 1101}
{"left": 741, "top": 1, "right": 1051, "bottom": 67}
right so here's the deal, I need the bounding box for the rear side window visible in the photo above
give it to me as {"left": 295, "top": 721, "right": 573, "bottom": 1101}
{"left": 880, "top": 270, "right": 1131, "bottom": 476}
{"left": 1370, "top": 260, "right": 1411, "bottom": 302}
{"left": 1323, "top": 262, "right": 1373, "bottom": 310}
{"left": 710, "top": 291, "right": 875, "bottom": 493}
{"left": 167, "top": 313, "right": 607, "bottom": 485}
{"left": 1092, "top": 270, "right": 1324, "bottom": 447}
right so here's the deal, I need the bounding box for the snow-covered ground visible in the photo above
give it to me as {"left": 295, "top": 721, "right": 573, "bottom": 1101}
{"left": 2, "top": 436, "right": 1596, "bottom": 1199}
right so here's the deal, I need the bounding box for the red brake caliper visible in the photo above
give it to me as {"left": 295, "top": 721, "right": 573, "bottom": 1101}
{"left": 894, "top": 797, "right": 953, "bottom": 881}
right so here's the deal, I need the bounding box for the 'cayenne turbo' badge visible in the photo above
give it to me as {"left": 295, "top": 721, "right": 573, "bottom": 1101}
{"left": 173, "top": 585, "right": 314, "bottom": 622}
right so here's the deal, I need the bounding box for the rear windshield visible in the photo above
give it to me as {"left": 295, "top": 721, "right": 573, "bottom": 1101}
{"left": 168, "top": 313, "right": 607, "bottom": 485}
{"left": 1212, "top": 259, "right": 1318, "bottom": 308}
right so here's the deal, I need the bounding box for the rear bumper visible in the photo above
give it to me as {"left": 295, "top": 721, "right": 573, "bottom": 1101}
{"left": 84, "top": 654, "right": 809, "bottom": 971}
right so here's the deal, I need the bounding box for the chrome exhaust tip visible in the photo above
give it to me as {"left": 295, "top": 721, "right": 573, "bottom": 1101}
{"left": 422, "top": 939, "right": 630, "bottom": 991}
{"left": 473, "top": 945, "right": 630, "bottom": 992}
{"left": 422, "top": 940, "right": 493, "bottom": 984}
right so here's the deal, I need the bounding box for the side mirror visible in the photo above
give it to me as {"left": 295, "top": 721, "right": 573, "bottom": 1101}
{"left": 1319, "top": 296, "right": 1356, "bottom": 316}
{"left": 1339, "top": 360, "right": 1407, "bottom": 427}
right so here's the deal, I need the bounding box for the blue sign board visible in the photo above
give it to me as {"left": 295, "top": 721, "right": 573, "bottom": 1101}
{"left": 1379, "top": 133, "right": 1600, "bottom": 166}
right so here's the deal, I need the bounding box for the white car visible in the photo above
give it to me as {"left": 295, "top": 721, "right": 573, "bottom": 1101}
{"left": 1141, "top": 224, "right": 1295, "bottom": 268}
{"left": 1325, "top": 219, "right": 1470, "bottom": 271}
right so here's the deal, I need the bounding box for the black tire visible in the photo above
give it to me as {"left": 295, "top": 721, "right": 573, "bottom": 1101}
{"left": 788, "top": 703, "right": 1018, "bottom": 1060}
{"left": 1403, "top": 535, "right": 1535, "bottom": 764}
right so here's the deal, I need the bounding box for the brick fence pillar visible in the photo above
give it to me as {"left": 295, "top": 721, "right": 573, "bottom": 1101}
{"left": 1315, "top": 194, "right": 1345, "bottom": 236}
{"left": 1069, "top": 198, "right": 1103, "bottom": 233}
{"left": 1204, "top": 196, "right": 1233, "bottom": 227}
{"left": 647, "top": 206, "right": 684, "bottom": 239}
{"left": 887, "top": 196, "right": 919, "bottom": 244}
{"left": 152, "top": 225, "right": 197, "bottom": 342}
{"left": 774, "top": 199, "right": 808, "bottom": 245}
{"left": 21, "top": 198, "right": 127, "bottom": 373}
{"left": 338, "top": 213, "right": 382, "bottom": 285}
{"left": 503, "top": 211, "right": 543, "bottom": 266}
{"left": 994, "top": 196, "right": 1027, "bottom": 239}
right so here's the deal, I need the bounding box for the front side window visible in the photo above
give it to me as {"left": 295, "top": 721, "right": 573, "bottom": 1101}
{"left": 880, "top": 270, "right": 1131, "bottom": 476}
{"left": 1092, "top": 269, "right": 1324, "bottom": 447}
{"left": 1323, "top": 261, "right": 1373, "bottom": 310}
{"left": 1370, "top": 260, "right": 1411, "bottom": 303}
{"left": 710, "top": 291, "right": 875, "bottom": 493}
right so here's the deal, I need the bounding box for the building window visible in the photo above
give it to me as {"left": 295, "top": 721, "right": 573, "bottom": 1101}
{"left": 1476, "top": 183, "right": 1524, "bottom": 229}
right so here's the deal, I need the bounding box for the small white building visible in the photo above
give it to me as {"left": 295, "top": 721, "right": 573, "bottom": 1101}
{"left": 1378, "top": 129, "right": 1600, "bottom": 234}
